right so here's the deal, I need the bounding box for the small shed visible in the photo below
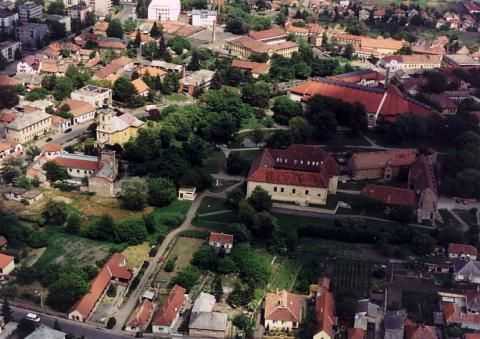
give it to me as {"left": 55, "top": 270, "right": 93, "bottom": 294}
{"left": 178, "top": 187, "right": 197, "bottom": 201}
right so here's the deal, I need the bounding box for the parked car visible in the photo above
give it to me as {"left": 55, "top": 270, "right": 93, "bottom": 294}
{"left": 25, "top": 313, "right": 40, "bottom": 322}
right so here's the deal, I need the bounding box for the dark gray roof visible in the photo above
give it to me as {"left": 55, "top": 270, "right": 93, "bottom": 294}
{"left": 384, "top": 310, "right": 406, "bottom": 330}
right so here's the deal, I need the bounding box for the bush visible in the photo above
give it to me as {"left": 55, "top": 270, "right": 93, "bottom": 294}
{"left": 171, "top": 266, "right": 200, "bottom": 291}
{"left": 178, "top": 230, "right": 209, "bottom": 239}
{"left": 164, "top": 257, "right": 176, "bottom": 272}
{"left": 106, "top": 317, "right": 116, "bottom": 329}
{"left": 164, "top": 214, "right": 184, "bottom": 228}
{"left": 26, "top": 231, "right": 48, "bottom": 248}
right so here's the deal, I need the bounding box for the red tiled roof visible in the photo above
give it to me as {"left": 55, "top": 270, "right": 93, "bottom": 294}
{"left": 315, "top": 288, "right": 335, "bottom": 337}
{"left": 448, "top": 243, "right": 478, "bottom": 257}
{"left": 54, "top": 157, "right": 99, "bottom": 171}
{"left": 248, "top": 27, "right": 286, "bottom": 41}
{"left": 361, "top": 184, "right": 417, "bottom": 207}
{"left": 348, "top": 328, "right": 365, "bottom": 339}
{"left": 152, "top": 285, "right": 186, "bottom": 327}
{"left": 209, "top": 232, "right": 233, "bottom": 245}
{"left": 350, "top": 149, "right": 417, "bottom": 171}
{"left": 289, "top": 79, "right": 433, "bottom": 121}
{"left": 0, "top": 253, "right": 13, "bottom": 269}
{"left": 405, "top": 323, "right": 438, "bottom": 339}
{"left": 71, "top": 253, "right": 132, "bottom": 320}
{"left": 231, "top": 59, "right": 270, "bottom": 75}
{"left": 95, "top": 56, "right": 132, "bottom": 79}
{"left": 0, "top": 75, "right": 19, "bottom": 87}
{"left": 64, "top": 99, "right": 95, "bottom": 117}
{"left": 97, "top": 39, "right": 127, "bottom": 50}
{"left": 127, "top": 300, "right": 154, "bottom": 329}
{"left": 0, "top": 112, "right": 16, "bottom": 124}
{"left": 265, "top": 290, "right": 306, "bottom": 323}
{"left": 0, "top": 143, "right": 12, "bottom": 152}
{"left": 42, "top": 143, "right": 62, "bottom": 153}
{"left": 328, "top": 69, "right": 385, "bottom": 83}
{"left": 466, "top": 333, "right": 480, "bottom": 339}
{"left": 248, "top": 145, "right": 338, "bottom": 189}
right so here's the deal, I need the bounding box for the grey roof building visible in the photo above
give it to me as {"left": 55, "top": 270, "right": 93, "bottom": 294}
{"left": 25, "top": 325, "right": 66, "bottom": 339}
{"left": 189, "top": 312, "right": 227, "bottom": 338}
{"left": 384, "top": 310, "right": 407, "bottom": 339}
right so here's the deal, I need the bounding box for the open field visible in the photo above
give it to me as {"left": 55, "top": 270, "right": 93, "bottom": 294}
{"left": 32, "top": 228, "right": 114, "bottom": 270}
{"left": 268, "top": 257, "right": 301, "bottom": 292}
{"left": 154, "top": 237, "right": 205, "bottom": 288}
{"left": 197, "top": 197, "right": 228, "bottom": 215}
{"left": 121, "top": 242, "right": 151, "bottom": 270}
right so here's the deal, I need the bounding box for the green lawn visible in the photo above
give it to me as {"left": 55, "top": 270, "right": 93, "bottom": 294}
{"left": 197, "top": 197, "right": 228, "bottom": 215}
{"left": 164, "top": 93, "right": 190, "bottom": 102}
{"left": 149, "top": 200, "right": 192, "bottom": 239}
{"left": 33, "top": 229, "right": 114, "bottom": 270}
{"left": 268, "top": 258, "right": 301, "bottom": 292}
{"left": 193, "top": 211, "right": 239, "bottom": 231}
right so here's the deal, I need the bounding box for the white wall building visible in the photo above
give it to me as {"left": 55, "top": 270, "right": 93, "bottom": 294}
{"left": 0, "top": 41, "right": 19, "bottom": 62}
{"left": 191, "top": 9, "right": 216, "bottom": 27}
{"left": 148, "top": 0, "right": 181, "bottom": 22}
{"left": 71, "top": 85, "right": 112, "bottom": 108}
{"left": 89, "top": 0, "right": 110, "bottom": 18}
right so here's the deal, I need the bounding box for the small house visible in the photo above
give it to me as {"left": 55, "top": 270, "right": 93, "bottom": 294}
{"left": 178, "top": 187, "right": 197, "bottom": 201}
{"left": 449, "top": 243, "right": 478, "bottom": 261}
{"left": 208, "top": 232, "right": 233, "bottom": 254}
{"left": 0, "top": 253, "right": 14, "bottom": 275}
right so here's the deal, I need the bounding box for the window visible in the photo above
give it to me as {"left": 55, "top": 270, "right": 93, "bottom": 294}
{"left": 292, "top": 189, "right": 296, "bottom": 194}
{"left": 280, "top": 188, "right": 284, "bottom": 193}
{"left": 274, "top": 187, "right": 277, "bottom": 192}
{"left": 305, "top": 190, "right": 309, "bottom": 195}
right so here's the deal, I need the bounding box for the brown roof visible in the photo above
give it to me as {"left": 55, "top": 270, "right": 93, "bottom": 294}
{"left": 348, "top": 328, "right": 365, "bottom": 339}
{"left": 0, "top": 143, "right": 12, "bottom": 152}
{"left": 140, "top": 66, "right": 167, "bottom": 78}
{"left": 248, "top": 145, "right": 338, "bottom": 189}
{"left": 131, "top": 78, "right": 150, "bottom": 94}
{"left": 0, "top": 75, "right": 19, "bottom": 87}
{"left": 95, "top": 56, "right": 132, "bottom": 79}
{"left": 231, "top": 59, "right": 270, "bottom": 75}
{"left": 97, "top": 39, "right": 127, "bottom": 50}
{"left": 152, "top": 285, "right": 186, "bottom": 326}
{"left": 209, "top": 232, "right": 233, "bottom": 245}
{"left": 94, "top": 21, "right": 108, "bottom": 33}
{"left": 71, "top": 253, "right": 132, "bottom": 320}
{"left": 42, "top": 143, "right": 62, "bottom": 153}
{"left": 127, "top": 300, "right": 154, "bottom": 329}
{"left": 248, "top": 27, "right": 287, "bottom": 41}
{"left": 361, "top": 184, "right": 417, "bottom": 207}
{"left": 466, "top": 334, "right": 480, "bottom": 339}
{"left": 54, "top": 156, "right": 99, "bottom": 171}
{"left": 315, "top": 287, "right": 335, "bottom": 337}
{"left": 405, "top": 323, "right": 437, "bottom": 339}
{"left": 350, "top": 149, "right": 417, "bottom": 171}
{"left": 265, "top": 290, "right": 306, "bottom": 323}
{"left": 0, "top": 253, "right": 13, "bottom": 269}
{"left": 0, "top": 112, "right": 16, "bottom": 123}
{"left": 382, "top": 54, "right": 442, "bottom": 65}
{"left": 40, "top": 61, "right": 60, "bottom": 74}
{"left": 64, "top": 99, "right": 95, "bottom": 117}
{"left": 448, "top": 243, "right": 478, "bottom": 257}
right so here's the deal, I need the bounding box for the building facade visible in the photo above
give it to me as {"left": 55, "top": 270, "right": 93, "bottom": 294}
{"left": 71, "top": 85, "right": 112, "bottom": 108}
{"left": 0, "top": 41, "right": 20, "bottom": 62}
{"left": 18, "top": 1, "right": 42, "bottom": 22}
{"left": 6, "top": 112, "right": 52, "bottom": 144}
{"left": 148, "top": 0, "right": 181, "bottom": 21}
{"left": 191, "top": 9, "right": 216, "bottom": 27}
{"left": 96, "top": 109, "right": 144, "bottom": 146}
{"left": 16, "top": 23, "right": 49, "bottom": 50}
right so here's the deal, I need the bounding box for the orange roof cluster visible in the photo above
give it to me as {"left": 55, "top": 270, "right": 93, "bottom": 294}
{"left": 71, "top": 253, "right": 132, "bottom": 320}
{"left": 95, "top": 56, "right": 132, "bottom": 80}
{"left": 265, "top": 290, "right": 306, "bottom": 323}
{"left": 382, "top": 54, "right": 442, "bottom": 65}
{"left": 0, "top": 253, "right": 13, "bottom": 270}
{"left": 314, "top": 279, "right": 335, "bottom": 338}
{"left": 361, "top": 184, "right": 417, "bottom": 207}
{"left": 63, "top": 99, "right": 96, "bottom": 117}
{"left": 132, "top": 78, "right": 150, "bottom": 94}
{"left": 139, "top": 66, "right": 168, "bottom": 78}
{"left": 42, "top": 143, "right": 62, "bottom": 153}
{"left": 229, "top": 36, "right": 298, "bottom": 55}
{"left": 289, "top": 78, "right": 433, "bottom": 122}
{"left": 248, "top": 144, "right": 338, "bottom": 189}
{"left": 248, "top": 26, "right": 287, "bottom": 41}
{"left": 350, "top": 149, "right": 417, "bottom": 171}
{"left": 152, "top": 285, "right": 186, "bottom": 327}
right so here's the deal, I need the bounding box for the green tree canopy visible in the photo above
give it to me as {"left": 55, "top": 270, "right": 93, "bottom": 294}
{"left": 106, "top": 19, "right": 124, "bottom": 39}
{"left": 119, "top": 177, "right": 148, "bottom": 211}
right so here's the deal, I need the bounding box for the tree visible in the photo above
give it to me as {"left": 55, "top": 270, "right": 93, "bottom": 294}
{"left": 294, "top": 61, "right": 312, "bottom": 79}
{"left": 306, "top": 95, "right": 338, "bottom": 140}
{"left": 213, "top": 275, "right": 223, "bottom": 301}
{"left": 150, "top": 21, "right": 161, "bottom": 38}
{"left": 43, "top": 161, "right": 69, "bottom": 182}
{"left": 187, "top": 49, "right": 201, "bottom": 71}
{"left": 238, "top": 200, "right": 256, "bottom": 226}
{"left": 161, "top": 72, "right": 180, "bottom": 95}
{"left": 192, "top": 245, "right": 218, "bottom": 270}
{"left": 147, "top": 177, "right": 176, "bottom": 207}
{"left": 43, "top": 200, "right": 69, "bottom": 225}
{"left": 106, "top": 19, "right": 124, "bottom": 39}
{"left": 123, "top": 17, "right": 137, "bottom": 32}
{"left": 26, "top": 145, "right": 40, "bottom": 161}
{"left": 272, "top": 95, "right": 303, "bottom": 125}
{"left": 226, "top": 152, "right": 250, "bottom": 176}
{"left": 252, "top": 211, "right": 275, "bottom": 237}
{"left": 120, "top": 177, "right": 149, "bottom": 211}
{"left": 88, "top": 214, "right": 115, "bottom": 241}
{"left": 343, "top": 43, "right": 355, "bottom": 59}
{"left": 2, "top": 298, "right": 12, "bottom": 323}
{"left": 289, "top": 116, "right": 312, "bottom": 143}
{"left": 171, "top": 266, "right": 200, "bottom": 291}
{"left": 113, "top": 77, "right": 137, "bottom": 104}
{"left": 106, "top": 317, "right": 116, "bottom": 329}
{"left": 47, "top": 266, "right": 89, "bottom": 312}
{"left": 47, "top": 0, "right": 65, "bottom": 14}
{"left": 113, "top": 219, "right": 148, "bottom": 244}
{"left": 66, "top": 212, "right": 81, "bottom": 234}
{"left": 0, "top": 86, "right": 19, "bottom": 109}
{"left": 248, "top": 186, "right": 272, "bottom": 211}
{"left": 252, "top": 127, "right": 264, "bottom": 146}
{"left": 168, "top": 36, "right": 191, "bottom": 55}
{"left": 241, "top": 81, "right": 271, "bottom": 108}
{"left": 233, "top": 314, "right": 254, "bottom": 337}
{"left": 53, "top": 77, "right": 74, "bottom": 100}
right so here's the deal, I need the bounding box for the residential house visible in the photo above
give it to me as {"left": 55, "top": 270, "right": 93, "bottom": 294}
{"left": 0, "top": 9, "right": 17, "bottom": 35}
{"left": 331, "top": 33, "right": 404, "bottom": 58}
{"left": 443, "top": 301, "right": 480, "bottom": 331}
{"left": 1, "top": 187, "right": 43, "bottom": 204}
{"left": 93, "top": 20, "right": 108, "bottom": 36}
{"left": 454, "top": 260, "right": 480, "bottom": 284}
{"left": 0, "top": 142, "right": 23, "bottom": 167}
{"left": 443, "top": 54, "right": 480, "bottom": 69}
{"left": 125, "top": 300, "right": 154, "bottom": 333}
{"left": 348, "top": 149, "right": 417, "bottom": 181}
{"left": 178, "top": 187, "right": 197, "bottom": 201}
{"left": 139, "top": 66, "right": 168, "bottom": 79}
{"left": 384, "top": 310, "right": 406, "bottom": 339}
{"left": 64, "top": 99, "right": 96, "bottom": 125}
{"left": 52, "top": 116, "right": 71, "bottom": 133}
{"left": 405, "top": 321, "right": 437, "bottom": 339}
{"left": 231, "top": 59, "right": 270, "bottom": 78}
{"left": 94, "top": 56, "right": 133, "bottom": 83}
{"left": 96, "top": 109, "right": 144, "bottom": 147}
{"left": 265, "top": 290, "right": 307, "bottom": 332}
{"left": 5, "top": 111, "right": 52, "bottom": 144}
{"left": 288, "top": 79, "right": 433, "bottom": 126}
{"left": 41, "top": 143, "right": 63, "bottom": 159}
{"left": 412, "top": 36, "right": 449, "bottom": 55}
{"left": 68, "top": 253, "right": 132, "bottom": 322}
{"left": 18, "top": 1, "right": 42, "bottom": 22}
{"left": 313, "top": 278, "right": 335, "bottom": 339}
{"left": 248, "top": 26, "right": 287, "bottom": 44}
{"left": 16, "top": 55, "right": 41, "bottom": 75}
{"left": 39, "top": 60, "right": 67, "bottom": 77}
{"left": 449, "top": 243, "right": 478, "bottom": 261}
{"left": 147, "top": 0, "right": 181, "bottom": 21}
{"left": 180, "top": 70, "right": 215, "bottom": 96}
{"left": 16, "top": 23, "right": 49, "bottom": 50}
{"left": 353, "top": 299, "right": 383, "bottom": 339}
{"left": 247, "top": 144, "right": 338, "bottom": 206}
{"left": 131, "top": 78, "right": 150, "bottom": 97}
{"left": 327, "top": 69, "right": 385, "bottom": 87}
{"left": 208, "top": 232, "right": 233, "bottom": 254}
{"left": 189, "top": 292, "right": 227, "bottom": 338}
{"left": 0, "top": 253, "right": 14, "bottom": 275}
{"left": 148, "top": 60, "right": 184, "bottom": 74}
{"left": 152, "top": 285, "right": 186, "bottom": 334}
{"left": 71, "top": 85, "right": 112, "bottom": 108}
{"left": 96, "top": 38, "right": 127, "bottom": 51}
{"left": 379, "top": 54, "right": 443, "bottom": 73}
{"left": 225, "top": 36, "right": 299, "bottom": 59}
{"left": 90, "top": 0, "right": 111, "bottom": 17}
{"left": 67, "top": 3, "right": 91, "bottom": 23}
{"left": 191, "top": 9, "right": 217, "bottom": 27}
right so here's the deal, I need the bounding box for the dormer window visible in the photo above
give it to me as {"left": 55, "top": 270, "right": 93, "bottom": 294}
{"left": 300, "top": 160, "right": 303, "bottom": 165}
{"left": 307, "top": 161, "right": 310, "bottom": 165}
{"left": 294, "top": 160, "right": 297, "bottom": 164}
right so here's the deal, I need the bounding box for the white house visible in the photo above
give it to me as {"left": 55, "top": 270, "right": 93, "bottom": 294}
{"left": 64, "top": 99, "right": 96, "bottom": 125}
{"left": 70, "top": 85, "right": 112, "bottom": 108}
{"left": 178, "top": 187, "right": 196, "bottom": 201}
{"left": 148, "top": 0, "right": 180, "bottom": 21}
{"left": 16, "top": 55, "right": 41, "bottom": 75}
{"left": 191, "top": 9, "right": 216, "bottom": 27}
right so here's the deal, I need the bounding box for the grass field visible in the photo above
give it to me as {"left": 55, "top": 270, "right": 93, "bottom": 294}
{"left": 197, "top": 197, "right": 228, "bottom": 215}
{"left": 149, "top": 200, "right": 192, "bottom": 239}
{"left": 268, "top": 257, "right": 301, "bottom": 292}
{"left": 33, "top": 228, "right": 114, "bottom": 270}
{"left": 154, "top": 237, "right": 205, "bottom": 288}
{"left": 121, "top": 242, "right": 151, "bottom": 270}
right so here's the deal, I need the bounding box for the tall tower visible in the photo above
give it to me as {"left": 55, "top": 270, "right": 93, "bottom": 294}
{"left": 97, "top": 109, "right": 113, "bottom": 146}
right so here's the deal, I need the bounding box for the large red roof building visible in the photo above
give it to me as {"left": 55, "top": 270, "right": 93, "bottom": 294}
{"left": 152, "top": 285, "right": 187, "bottom": 334}
{"left": 264, "top": 290, "right": 307, "bottom": 332}
{"left": 247, "top": 144, "right": 338, "bottom": 207}
{"left": 288, "top": 78, "right": 434, "bottom": 126}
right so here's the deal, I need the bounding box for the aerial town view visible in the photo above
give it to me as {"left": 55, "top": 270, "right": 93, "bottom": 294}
{"left": 0, "top": 0, "right": 480, "bottom": 337}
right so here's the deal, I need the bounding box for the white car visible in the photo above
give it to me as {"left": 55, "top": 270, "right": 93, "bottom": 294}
{"left": 25, "top": 313, "right": 40, "bottom": 322}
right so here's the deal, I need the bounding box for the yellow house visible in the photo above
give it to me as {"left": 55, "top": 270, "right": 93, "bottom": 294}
{"left": 96, "top": 109, "right": 144, "bottom": 146}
